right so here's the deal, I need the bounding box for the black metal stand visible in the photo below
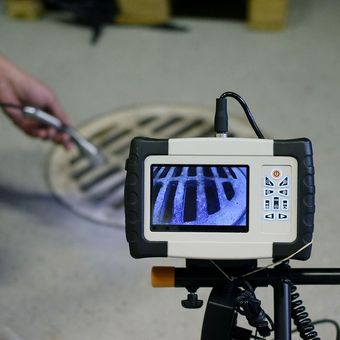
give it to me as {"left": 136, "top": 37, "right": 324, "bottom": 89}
{"left": 173, "top": 260, "right": 340, "bottom": 340}
{"left": 273, "top": 279, "right": 291, "bottom": 340}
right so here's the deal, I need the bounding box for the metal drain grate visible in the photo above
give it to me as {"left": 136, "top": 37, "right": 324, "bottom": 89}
{"left": 48, "top": 104, "right": 257, "bottom": 227}
{"left": 152, "top": 166, "right": 247, "bottom": 226}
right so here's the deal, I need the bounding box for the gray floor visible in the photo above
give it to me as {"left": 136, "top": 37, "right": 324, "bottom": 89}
{"left": 0, "top": 1, "right": 340, "bottom": 339}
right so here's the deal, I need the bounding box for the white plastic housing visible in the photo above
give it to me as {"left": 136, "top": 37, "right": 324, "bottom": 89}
{"left": 143, "top": 138, "right": 298, "bottom": 260}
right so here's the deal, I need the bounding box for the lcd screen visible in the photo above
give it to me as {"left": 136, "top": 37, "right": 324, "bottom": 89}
{"left": 150, "top": 165, "right": 249, "bottom": 232}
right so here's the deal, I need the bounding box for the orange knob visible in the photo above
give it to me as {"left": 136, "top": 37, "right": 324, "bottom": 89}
{"left": 151, "top": 267, "right": 175, "bottom": 287}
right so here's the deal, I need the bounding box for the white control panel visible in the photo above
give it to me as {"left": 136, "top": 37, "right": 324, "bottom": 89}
{"left": 263, "top": 167, "right": 291, "bottom": 221}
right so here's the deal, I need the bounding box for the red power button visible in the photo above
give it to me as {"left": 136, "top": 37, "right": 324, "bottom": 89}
{"left": 272, "top": 169, "right": 282, "bottom": 179}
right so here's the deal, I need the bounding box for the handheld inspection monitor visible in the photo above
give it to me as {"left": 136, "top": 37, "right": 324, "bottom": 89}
{"left": 124, "top": 92, "right": 315, "bottom": 261}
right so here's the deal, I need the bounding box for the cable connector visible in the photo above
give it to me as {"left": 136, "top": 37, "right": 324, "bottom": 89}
{"left": 214, "top": 97, "right": 228, "bottom": 137}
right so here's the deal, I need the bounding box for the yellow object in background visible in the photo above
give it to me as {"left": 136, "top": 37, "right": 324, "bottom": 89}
{"left": 4, "top": 0, "right": 287, "bottom": 30}
{"left": 5, "top": 0, "right": 44, "bottom": 20}
{"left": 248, "top": 0, "right": 288, "bottom": 30}
{"left": 116, "top": 0, "right": 170, "bottom": 25}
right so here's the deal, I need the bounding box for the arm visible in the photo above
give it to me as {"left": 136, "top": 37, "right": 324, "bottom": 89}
{"left": 0, "top": 55, "right": 71, "bottom": 149}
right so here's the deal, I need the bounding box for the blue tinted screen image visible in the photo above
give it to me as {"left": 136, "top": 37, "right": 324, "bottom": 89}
{"left": 150, "top": 165, "right": 249, "bottom": 231}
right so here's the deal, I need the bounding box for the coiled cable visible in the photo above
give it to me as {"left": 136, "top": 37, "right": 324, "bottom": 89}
{"left": 291, "top": 284, "right": 320, "bottom": 340}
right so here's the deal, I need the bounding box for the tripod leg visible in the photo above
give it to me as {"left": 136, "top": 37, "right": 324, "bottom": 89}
{"left": 273, "top": 279, "right": 291, "bottom": 340}
{"left": 201, "top": 284, "right": 237, "bottom": 340}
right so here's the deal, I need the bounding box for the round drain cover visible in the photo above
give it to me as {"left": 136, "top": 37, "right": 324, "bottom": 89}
{"left": 48, "top": 104, "right": 256, "bottom": 227}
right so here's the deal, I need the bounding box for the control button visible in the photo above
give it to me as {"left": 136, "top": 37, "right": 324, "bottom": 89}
{"left": 273, "top": 197, "right": 280, "bottom": 210}
{"left": 282, "top": 199, "right": 289, "bottom": 210}
{"left": 278, "top": 189, "right": 289, "bottom": 196}
{"left": 264, "top": 213, "right": 275, "bottom": 220}
{"left": 265, "top": 189, "right": 274, "bottom": 196}
{"left": 264, "top": 199, "right": 271, "bottom": 210}
{"left": 279, "top": 176, "right": 289, "bottom": 187}
{"left": 271, "top": 169, "right": 282, "bottom": 179}
{"left": 264, "top": 177, "right": 274, "bottom": 187}
{"left": 278, "top": 213, "right": 288, "bottom": 220}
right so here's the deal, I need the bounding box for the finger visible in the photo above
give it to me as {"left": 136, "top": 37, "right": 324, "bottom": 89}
{"left": 47, "top": 127, "right": 57, "bottom": 139}
{"left": 60, "top": 132, "right": 73, "bottom": 150}
{"left": 16, "top": 121, "right": 55, "bottom": 140}
{"left": 21, "top": 127, "right": 46, "bottom": 139}
{"left": 45, "top": 98, "right": 71, "bottom": 126}
{"left": 35, "top": 128, "right": 49, "bottom": 139}
{"left": 52, "top": 132, "right": 70, "bottom": 149}
{"left": 61, "top": 139, "right": 73, "bottom": 151}
{"left": 18, "top": 119, "right": 42, "bottom": 131}
{"left": 23, "top": 126, "right": 63, "bottom": 144}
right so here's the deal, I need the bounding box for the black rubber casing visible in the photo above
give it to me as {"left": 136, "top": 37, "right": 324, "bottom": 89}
{"left": 125, "top": 137, "right": 168, "bottom": 258}
{"left": 273, "top": 138, "right": 315, "bottom": 261}
{"left": 125, "top": 137, "right": 315, "bottom": 261}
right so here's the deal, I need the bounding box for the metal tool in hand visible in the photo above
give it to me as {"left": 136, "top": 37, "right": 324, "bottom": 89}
{"left": 23, "top": 106, "right": 106, "bottom": 166}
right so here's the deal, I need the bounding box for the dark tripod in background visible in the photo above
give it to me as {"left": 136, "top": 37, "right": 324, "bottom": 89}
{"left": 152, "top": 259, "right": 340, "bottom": 340}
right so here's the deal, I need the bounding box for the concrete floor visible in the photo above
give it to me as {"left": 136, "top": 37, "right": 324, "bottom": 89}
{"left": 0, "top": 1, "right": 340, "bottom": 339}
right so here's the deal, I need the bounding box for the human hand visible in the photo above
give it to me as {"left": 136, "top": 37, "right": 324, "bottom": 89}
{"left": 0, "top": 55, "right": 72, "bottom": 149}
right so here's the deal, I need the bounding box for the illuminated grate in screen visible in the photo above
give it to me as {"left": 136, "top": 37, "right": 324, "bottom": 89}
{"left": 151, "top": 166, "right": 247, "bottom": 226}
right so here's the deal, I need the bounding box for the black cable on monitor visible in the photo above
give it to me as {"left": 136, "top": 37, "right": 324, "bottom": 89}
{"left": 214, "top": 91, "right": 265, "bottom": 139}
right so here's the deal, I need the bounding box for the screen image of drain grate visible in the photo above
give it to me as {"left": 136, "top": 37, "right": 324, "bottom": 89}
{"left": 150, "top": 165, "right": 249, "bottom": 232}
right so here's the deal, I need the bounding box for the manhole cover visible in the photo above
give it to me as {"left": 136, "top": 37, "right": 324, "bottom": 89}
{"left": 48, "top": 104, "right": 257, "bottom": 227}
